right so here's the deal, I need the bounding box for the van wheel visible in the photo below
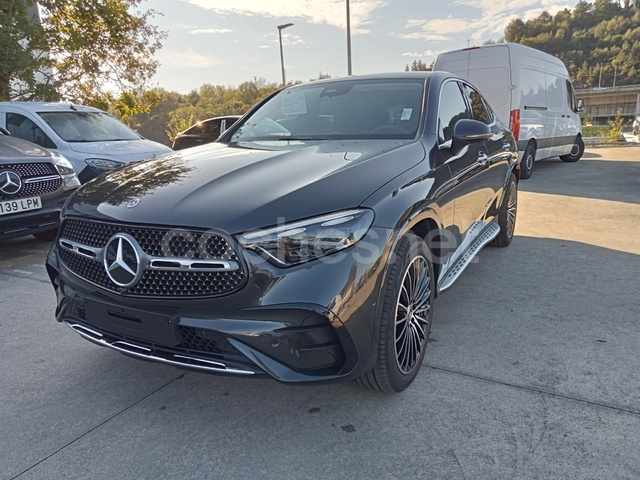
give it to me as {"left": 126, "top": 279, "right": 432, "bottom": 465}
{"left": 560, "top": 136, "right": 584, "bottom": 163}
{"left": 520, "top": 143, "right": 535, "bottom": 179}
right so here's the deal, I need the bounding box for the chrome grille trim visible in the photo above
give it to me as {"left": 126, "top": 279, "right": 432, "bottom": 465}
{"left": 57, "top": 219, "right": 247, "bottom": 297}
{"left": 24, "top": 175, "right": 61, "bottom": 184}
{"left": 65, "top": 322, "right": 255, "bottom": 375}
{"left": 59, "top": 237, "right": 240, "bottom": 272}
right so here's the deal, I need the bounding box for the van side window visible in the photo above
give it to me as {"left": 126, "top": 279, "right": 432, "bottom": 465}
{"left": 6, "top": 113, "right": 57, "bottom": 149}
{"left": 462, "top": 84, "right": 492, "bottom": 124}
{"left": 438, "top": 81, "right": 471, "bottom": 144}
{"left": 566, "top": 79, "right": 576, "bottom": 111}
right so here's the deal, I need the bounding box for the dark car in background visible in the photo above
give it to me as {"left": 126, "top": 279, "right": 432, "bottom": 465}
{"left": 48, "top": 72, "right": 519, "bottom": 392}
{"left": 172, "top": 115, "right": 241, "bottom": 150}
{"left": 0, "top": 131, "right": 79, "bottom": 241}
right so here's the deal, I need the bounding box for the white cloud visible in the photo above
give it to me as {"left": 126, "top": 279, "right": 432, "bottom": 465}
{"left": 401, "top": 49, "right": 445, "bottom": 58}
{"left": 177, "top": 0, "right": 385, "bottom": 34}
{"left": 400, "top": 0, "right": 572, "bottom": 44}
{"left": 258, "top": 45, "right": 269, "bottom": 49}
{"left": 156, "top": 48, "right": 222, "bottom": 68}
{"left": 190, "top": 28, "right": 232, "bottom": 34}
{"left": 279, "top": 33, "right": 306, "bottom": 46}
{"left": 399, "top": 16, "right": 472, "bottom": 42}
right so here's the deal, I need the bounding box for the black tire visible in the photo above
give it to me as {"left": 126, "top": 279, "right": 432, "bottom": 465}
{"left": 560, "top": 136, "right": 584, "bottom": 163}
{"left": 356, "top": 233, "right": 435, "bottom": 393}
{"left": 33, "top": 229, "right": 58, "bottom": 241}
{"left": 491, "top": 173, "right": 517, "bottom": 247}
{"left": 520, "top": 143, "right": 535, "bottom": 179}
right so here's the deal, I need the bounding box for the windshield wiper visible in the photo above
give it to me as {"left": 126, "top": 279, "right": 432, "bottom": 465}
{"left": 276, "top": 137, "right": 327, "bottom": 141}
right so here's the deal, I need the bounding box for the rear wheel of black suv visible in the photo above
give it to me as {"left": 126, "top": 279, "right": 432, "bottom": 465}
{"left": 356, "top": 233, "right": 434, "bottom": 393}
{"left": 491, "top": 173, "right": 518, "bottom": 247}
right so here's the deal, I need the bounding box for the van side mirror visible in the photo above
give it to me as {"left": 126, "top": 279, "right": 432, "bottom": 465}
{"left": 576, "top": 98, "right": 584, "bottom": 113}
{"left": 451, "top": 119, "right": 492, "bottom": 153}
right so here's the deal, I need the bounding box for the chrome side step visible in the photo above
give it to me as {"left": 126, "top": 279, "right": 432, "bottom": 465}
{"left": 65, "top": 322, "right": 255, "bottom": 375}
{"left": 438, "top": 222, "right": 500, "bottom": 293}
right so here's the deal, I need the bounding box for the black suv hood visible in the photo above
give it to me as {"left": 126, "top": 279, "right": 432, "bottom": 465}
{"left": 66, "top": 140, "right": 425, "bottom": 233}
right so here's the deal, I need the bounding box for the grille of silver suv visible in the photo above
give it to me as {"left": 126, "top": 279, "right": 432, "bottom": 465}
{"left": 58, "top": 219, "right": 246, "bottom": 297}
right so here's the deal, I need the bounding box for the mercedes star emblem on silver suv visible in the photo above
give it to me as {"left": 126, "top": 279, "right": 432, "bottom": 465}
{"left": 0, "top": 170, "right": 22, "bottom": 195}
{"left": 103, "top": 233, "right": 143, "bottom": 287}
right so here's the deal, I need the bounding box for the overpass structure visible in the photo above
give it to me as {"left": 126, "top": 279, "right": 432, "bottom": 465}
{"left": 576, "top": 85, "right": 640, "bottom": 124}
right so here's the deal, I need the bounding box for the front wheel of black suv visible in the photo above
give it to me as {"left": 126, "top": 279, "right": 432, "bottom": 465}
{"left": 491, "top": 173, "right": 518, "bottom": 247}
{"left": 356, "top": 233, "right": 434, "bottom": 393}
{"left": 560, "top": 136, "right": 584, "bottom": 163}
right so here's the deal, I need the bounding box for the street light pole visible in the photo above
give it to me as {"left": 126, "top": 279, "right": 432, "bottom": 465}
{"left": 346, "top": 0, "right": 352, "bottom": 75}
{"left": 277, "top": 23, "right": 294, "bottom": 87}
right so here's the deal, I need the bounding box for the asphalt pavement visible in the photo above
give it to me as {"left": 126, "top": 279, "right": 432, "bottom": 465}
{"left": 1, "top": 147, "right": 639, "bottom": 480}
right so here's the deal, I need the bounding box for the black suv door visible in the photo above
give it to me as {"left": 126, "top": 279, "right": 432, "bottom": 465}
{"left": 461, "top": 82, "right": 513, "bottom": 220}
{"left": 435, "top": 80, "right": 493, "bottom": 259}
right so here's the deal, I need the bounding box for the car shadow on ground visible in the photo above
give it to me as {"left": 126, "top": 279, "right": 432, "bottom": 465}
{"left": 522, "top": 156, "right": 640, "bottom": 205}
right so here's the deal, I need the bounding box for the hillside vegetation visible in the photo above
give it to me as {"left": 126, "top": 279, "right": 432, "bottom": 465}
{"left": 505, "top": 0, "right": 640, "bottom": 87}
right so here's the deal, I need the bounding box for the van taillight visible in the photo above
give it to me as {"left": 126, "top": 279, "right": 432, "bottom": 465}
{"left": 509, "top": 109, "right": 520, "bottom": 141}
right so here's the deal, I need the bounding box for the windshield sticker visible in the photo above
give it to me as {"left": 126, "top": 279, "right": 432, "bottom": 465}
{"left": 401, "top": 108, "right": 413, "bottom": 121}
{"left": 282, "top": 92, "right": 307, "bottom": 116}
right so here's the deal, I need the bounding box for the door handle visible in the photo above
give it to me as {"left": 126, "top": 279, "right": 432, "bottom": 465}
{"left": 477, "top": 152, "right": 489, "bottom": 166}
{"left": 502, "top": 142, "right": 511, "bottom": 151}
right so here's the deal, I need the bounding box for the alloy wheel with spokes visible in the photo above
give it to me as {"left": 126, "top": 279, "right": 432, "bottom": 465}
{"left": 356, "top": 233, "right": 435, "bottom": 393}
{"left": 395, "top": 255, "right": 431, "bottom": 374}
{"left": 506, "top": 179, "right": 517, "bottom": 238}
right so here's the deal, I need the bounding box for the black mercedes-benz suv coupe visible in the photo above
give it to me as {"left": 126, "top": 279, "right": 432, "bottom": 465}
{"left": 1, "top": 132, "right": 79, "bottom": 241}
{"left": 47, "top": 73, "right": 519, "bottom": 392}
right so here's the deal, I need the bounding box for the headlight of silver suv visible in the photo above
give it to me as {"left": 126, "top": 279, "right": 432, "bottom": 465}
{"left": 85, "top": 158, "right": 125, "bottom": 171}
{"left": 238, "top": 209, "right": 374, "bottom": 267}
{"left": 51, "top": 153, "right": 81, "bottom": 188}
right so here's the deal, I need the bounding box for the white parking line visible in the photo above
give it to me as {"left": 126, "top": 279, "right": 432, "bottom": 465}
{"left": 11, "top": 269, "right": 34, "bottom": 275}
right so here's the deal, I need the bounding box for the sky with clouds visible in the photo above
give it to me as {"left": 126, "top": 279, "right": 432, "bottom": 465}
{"left": 151, "top": 0, "right": 587, "bottom": 92}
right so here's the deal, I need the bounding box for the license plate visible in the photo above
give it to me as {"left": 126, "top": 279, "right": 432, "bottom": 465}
{"left": 0, "top": 196, "right": 42, "bottom": 216}
{"left": 85, "top": 299, "right": 179, "bottom": 346}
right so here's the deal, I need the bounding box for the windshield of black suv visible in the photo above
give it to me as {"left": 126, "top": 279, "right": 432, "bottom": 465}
{"left": 37, "top": 111, "right": 141, "bottom": 142}
{"left": 230, "top": 78, "right": 425, "bottom": 142}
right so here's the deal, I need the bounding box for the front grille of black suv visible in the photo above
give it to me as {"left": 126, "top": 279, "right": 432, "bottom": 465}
{"left": 58, "top": 219, "right": 246, "bottom": 297}
{"left": 0, "top": 163, "right": 62, "bottom": 199}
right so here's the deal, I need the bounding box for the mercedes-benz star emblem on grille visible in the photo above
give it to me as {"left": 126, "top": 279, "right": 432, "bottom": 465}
{"left": 103, "top": 233, "right": 143, "bottom": 287}
{"left": 126, "top": 197, "right": 141, "bottom": 208}
{"left": 0, "top": 170, "right": 22, "bottom": 195}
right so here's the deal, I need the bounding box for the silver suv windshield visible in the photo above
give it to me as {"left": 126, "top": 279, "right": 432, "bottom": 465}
{"left": 230, "top": 78, "right": 425, "bottom": 142}
{"left": 37, "top": 111, "right": 140, "bottom": 142}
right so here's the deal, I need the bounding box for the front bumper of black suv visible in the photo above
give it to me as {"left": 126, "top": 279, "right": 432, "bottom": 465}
{"left": 47, "top": 221, "right": 394, "bottom": 384}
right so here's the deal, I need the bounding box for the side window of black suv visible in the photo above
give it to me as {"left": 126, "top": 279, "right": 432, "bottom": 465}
{"left": 437, "top": 81, "right": 471, "bottom": 144}
{"left": 462, "top": 84, "right": 493, "bottom": 125}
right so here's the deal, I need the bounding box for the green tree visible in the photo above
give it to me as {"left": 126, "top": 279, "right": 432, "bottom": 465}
{"left": 503, "top": 1, "right": 640, "bottom": 87}
{"left": 404, "top": 60, "right": 429, "bottom": 72}
{"left": 0, "top": 0, "right": 55, "bottom": 100}
{"left": 1, "top": 0, "right": 166, "bottom": 111}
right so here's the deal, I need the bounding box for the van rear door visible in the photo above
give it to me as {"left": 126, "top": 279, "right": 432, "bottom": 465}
{"left": 434, "top": 47, "right": 512, "bottom": 126}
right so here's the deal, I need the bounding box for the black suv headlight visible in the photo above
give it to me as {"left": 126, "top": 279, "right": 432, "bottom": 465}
{"left": 238, "top": 209, "right": 374, "bottom": 267}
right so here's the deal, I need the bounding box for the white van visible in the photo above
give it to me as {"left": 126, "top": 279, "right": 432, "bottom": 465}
{"left": 0, "top": 102, "right": 172, "bottom": 183}
{"left": 434, "top": 43, "right": 584, "bottom": 179}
